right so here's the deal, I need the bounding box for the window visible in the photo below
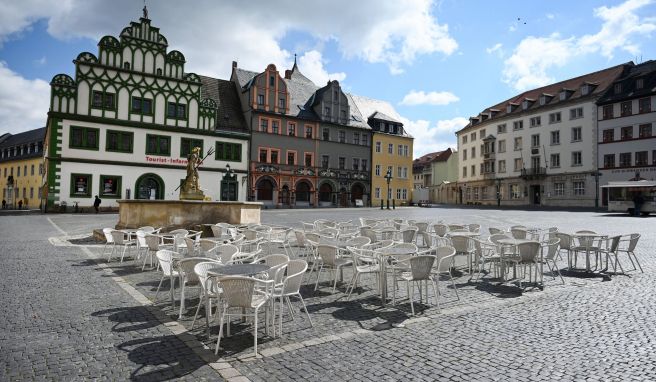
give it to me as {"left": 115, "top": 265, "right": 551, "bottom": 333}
{"left": 462, "top": 166, "right": 467, "bottom": 177}
{"left": 614, "top": 83, "right": 622, "bottom": 94}
{"left": 180, "top": 138, "right": 203, "bottom": 158}
{"left": 30, "top": 165, "right": 34, "bottom": 176}
{"left": 257, "top": 94, "right": 264, "bottom": 106}
{"left": 321, "top": 128, "right": 329, "bottom": 141}
{"left": 573, "top": 181, "right": 585, "bottom": 196}
{"left": 497, "top": 124, "right": 507, "bottom": 134}
{"left": 270, "top": 150, "right": 279, "bottom": 164}
{"left": 639, "top": 97, "right": 651, "bottom": 113}
{"left": 602, "top": 129, "right": 614, "bottom": 142}
{"left": 361, "top": 159, "right": 368, "bottom": 171}
{"left": 375, "top": 165, "right": 381, "bottom": 176}
{"left": 498, "top": 160, "right": 506, "bottom": 173}
{"left": 513, "top": 121, "right": 523, "bottom": 130}
{"left": 462, "top": 149, "right": 467, "bottom": 160}
{"left": 106, "top": 130, "right": 133, "bottom": 153}
{"left": 620, "top": 101, "right": 632, "bottom": 116}
{"left": 352, "top": 158, "right": 360, "bottom": 170}
{"left": 71, "top": 174, "right": 92, "bottom": 197}
{"left": 471, "top": 165, "right": 476, "bottom": 176}
{"left": 653, "top": 150, "right": 656, "bottom": 165}
{"left": 70, "top": 126, "right": 99, "bottom": 150}
{"left": 39, "top": 164, "right": 43, "bottom": 175}
{"left": 279, "top": 98, "right": 285, "bottom": 110}
{"left": 397, "top": 166, "right": 402, "bottom": 178}
{"left": 639, "top": 124, "right": 652, "bottom": 138}
{"left": 324, "top": 106, "right": 331, "bottom": 116}
{"left": 305, "top": 125, "right": 313, "bottom": 138}
{"left": 398, "top": 145, "right": 403, "bottom": 156}
{"left": 123, "top": 62, "right": 130, "bottom": 70}
{"left": 462, "top": 135, "right": 468, "bottom": 144}
{"left": 396, "top": 188, "right": 402, "bottom": 200}
{"left": 353, "top": 133, "right": 360, "bottom": 145}
{"left": 23, "top": 165, "right": 26, "bottom": 177}
{"left": 321, "top": 155, "right": 329, "bottom": 168}
{"left": 471, "top": 147, "right": 476, "bottom": 158}
{"left": 362, "top": 134, "right": 369, "bottom": 146}
{"left": 619, "top": 152, "right": 631, "bottom": 167}
{"left": 602, "top": 105, "right": 614, "bottom": 119}
{"left": 530, "top": 116, "right": 541, "bottom": 127}
{"left": 375, "top": 142, "right": 381, "bottom": 153}
{"left": 514, "top": 158, "right": 522, "bottom": 172}
{"left": 30, "top": 188, "right": 34, "bottom": 199}
{"left": 17, "top": 166, "right": 20, "bottom": 177}
{"left": 388, "top": 144, "right": 393, "bottom": 154}
{"left": 531, "top": 134, "right": 540, "bottom": 147}
{"left": 404, "top": 145, "right": 409, "bottom": 157}
{"left": 514, "top": 137, "right": 522, "bottom": 151}
{"left": 571, "top": 127, "right": 582, "bottom": 142}
{"left": 288, "top": 123, "right": 296, "bottom": 136}
{"left": 498, "top": 140, "right": 506, "bottom": 153}
{"left": 569, "top": 107, "right": 583, "bottom": 120}
{"left": 271, "top": 121, "right": 279, "bottom": 134}
{"left": 635, "top": 151, "right": 648, "bottom": 166}
{"left": 572, "top": 151, "right": 582, "bottom": 166}
{"left": 259, "top": 149, "right": 267, "bottom": 163}
{"left": 549, "top": 112, "right": 561, "bottom": 124}
{"left": 167, "top": 102, "right": 187, "bottom": 119}
{"left": 260, "top": 119, "right": 269, "bottom": 132}
{"left": 269, "top": 76, "right": 275, "bottom": 86}
{"left": 131, "top": 96, "right": 153, "bottom": 115}
{"left": 550, "top": 154, "right": 560, "bottom": 168}
{"left": 621, "top": 126, "right": 633, "bottom": 140}
{"left": 550, "top": 131, "right": 560, "bottom": 145}
{"left": 375, "top": 187, "right": 380, "bottom": 199}
{"left": 156, "top": 68, "right": 162, "bottom": 75}
{"left": 553, "top": 183, "right": 565, "bottom": 196}
{"left": 402, "top": 189, "right": 408, "bottom": 200}
{"left": 603, "top": 154, "right": 615, "bottom": 168}
{"left": 510, "top": 184, "right": 521, "bottom": 199}
{"left": 339, "top": 157, "right": 345, "bottom": 169}
{"left": 287, "top": 151, "right": 296, "bottom": 165}
{"left": 217, "top": 143, "right": 241, "bottom": 162}
{"left": 339, "top": 131, "right": 346, "bottom": 143}
{"left": 470, "top": 132, "right": 477, "bottom": 141}
{"left": 145, "top": 134, "right": 171, "bottom": 156}
{"left": 91, "top": 91, "right": 115, "bottom": 110}
{"left": 99, "top": 175, "right": 121, "bottom": 198}
{"left": 636, "top": 78, "right": 644, "bottom": 89}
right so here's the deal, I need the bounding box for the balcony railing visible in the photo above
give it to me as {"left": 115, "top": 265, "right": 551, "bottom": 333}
{"left": 520, "top": 167, "right": 547, "bottom": 179}
{"left": 483, "top": 173, "right": 496, "bottom": 180}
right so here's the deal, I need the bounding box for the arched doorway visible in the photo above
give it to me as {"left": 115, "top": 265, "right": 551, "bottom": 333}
{"left": 281, "top": 185, "right": 290, "bottom": 206}
{"left": 295, "top": 181, "right": 311, "bottom": 206}
{"left": 319, "top": 183, "right": 333, "bottom": 206}
{"left": 256, "top": 178, "right": 275, "bottom": 202}
{"left": 135, "top": 173, "right": 164, "bottom": 200}
{"left": 351, "top": 183, "right": 364, "bottom": 205}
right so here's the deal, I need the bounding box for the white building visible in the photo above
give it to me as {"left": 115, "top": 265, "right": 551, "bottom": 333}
{"left": 597, "top": 60, "right": 656, "bottom": 204}
{"left": 455, "top": 63, "right": 629, "bottom": 207}
{"left": 44, "top": 14, "right": 250, "bottom": 210}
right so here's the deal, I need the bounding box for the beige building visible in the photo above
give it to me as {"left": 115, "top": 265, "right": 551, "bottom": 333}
{"left": 0, "top": 128, "right": 45, "bottom": 209}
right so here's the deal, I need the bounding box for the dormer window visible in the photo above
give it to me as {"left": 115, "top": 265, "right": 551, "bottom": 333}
{"left": 269, "top": 76, "right": 275, "bottom": 86}
{"left": 539, "top": 96, "right": 546, "bottom": 105}
{"left": 522, "top": 100, "right": 530, "bottom": 110}
{"left": 581, "top": 84, "right": 590, "bottom": 95}
{"left": 324, "top": 106, "right": 331, "bottom": 116}
{"left": 156, "top": 68, "right": 162, "bottom": 76}
{"left": 636, "top": 78, "right": 644, "bottom": 90}
{"left": 614, "top": 83, "right": 622, "bottom": 94}
{"left": 559, "top": 90, "right": 571, "bottom": 101}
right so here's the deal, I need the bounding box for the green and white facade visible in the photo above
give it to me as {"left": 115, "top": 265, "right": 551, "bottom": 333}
{"left": 44, "top": 16, "right": 249, "bottom": 209}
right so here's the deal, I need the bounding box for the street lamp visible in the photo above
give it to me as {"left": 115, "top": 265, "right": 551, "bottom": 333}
{"left": 384, "top": 168, "right": 392, "bottom": 210}
{"left": 590, "top": 171, "right": 602, "bottom": 208}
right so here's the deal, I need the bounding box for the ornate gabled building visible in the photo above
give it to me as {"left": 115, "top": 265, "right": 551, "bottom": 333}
{"left": 44, "top": 14, "right": 249, "bottom": 210}
{"left": 231, "top": 60, "right": 373, "bottom": 208}
{"left": 0, "top": 127, "right": 46, "bottom": 209}
{"left": 455, "top": 63, "right": 629, "bottom": 207}
{"left": 596, "top": 60, "right": 656, "bottom": 204}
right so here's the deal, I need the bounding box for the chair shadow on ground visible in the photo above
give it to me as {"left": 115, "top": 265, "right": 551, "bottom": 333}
{"left": 69, "top": 258, "right": 105, "bottom": 267}
{"left": 92, "top": 306, "right": 161, "bottom": 333}
{"left": 116, "top": 335, "right": 207, "bottom": 382}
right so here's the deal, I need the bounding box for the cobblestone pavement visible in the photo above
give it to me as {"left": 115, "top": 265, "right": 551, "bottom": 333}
{"left": 1, "top": 207, "right": 655, "bottom": 381}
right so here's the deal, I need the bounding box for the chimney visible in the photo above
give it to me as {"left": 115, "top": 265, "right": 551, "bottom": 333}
{"left": 232, "top": 61, "right": 237, "bottom": 69}
{"left": 284, "top": 70, "right": 292, "bottom": 79}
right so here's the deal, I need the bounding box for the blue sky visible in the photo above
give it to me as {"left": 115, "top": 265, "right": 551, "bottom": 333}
{"left": 1, "top": 0, "right": 655, "bottom": 158}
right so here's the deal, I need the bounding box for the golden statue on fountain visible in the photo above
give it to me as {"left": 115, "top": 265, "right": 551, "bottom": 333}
{"left": 179, "top": 146, "right": 206, "bottom": 200}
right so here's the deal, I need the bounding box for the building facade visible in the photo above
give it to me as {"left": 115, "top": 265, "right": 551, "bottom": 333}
{"left": 44, "top": 15, "right": 249, "bottom": 210}
{"left": 0, "top": 128, "right": 45, "bottom": 209}
{"left": 597, "top": 60, "right": 656, "bottom": 204}
{"left": 455, "top": 64, "right": 628, "bottom": 207}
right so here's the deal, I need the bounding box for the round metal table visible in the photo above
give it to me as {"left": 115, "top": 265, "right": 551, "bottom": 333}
{"left": 208, "top": 263, "right": 271, "bottom": 276}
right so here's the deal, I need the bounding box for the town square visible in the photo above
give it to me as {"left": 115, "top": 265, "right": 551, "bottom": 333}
{"left": 1, "top": 0, "right": 656, "bottom": 381}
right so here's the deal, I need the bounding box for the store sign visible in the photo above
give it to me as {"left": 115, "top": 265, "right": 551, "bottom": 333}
{"left": 145, "top": 156, "right": 188, "bottom": 165}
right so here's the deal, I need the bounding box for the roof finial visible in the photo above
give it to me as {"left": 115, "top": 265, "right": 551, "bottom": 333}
{"left": 293, "top": 53, "right": 298, "bottom": 69}
{"left": 142, "top": 1, "right": 149, "bottom": 19}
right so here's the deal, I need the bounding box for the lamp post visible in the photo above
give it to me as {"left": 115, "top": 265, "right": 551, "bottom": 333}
{"left": 590, "top": 171, "right": 602, "bottom": 208}
{"left": 384, "top": 168, "right": 392, "bottom": 210}
{"left": 496, "top": 178, "right": 501, "bottom": 207}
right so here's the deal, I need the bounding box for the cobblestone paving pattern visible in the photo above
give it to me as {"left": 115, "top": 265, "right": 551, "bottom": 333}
{"left": 1, "top": 206, "right": 655, "bottom": 381}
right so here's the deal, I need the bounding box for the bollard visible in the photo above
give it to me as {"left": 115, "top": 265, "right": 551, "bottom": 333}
{"left": 393, "top": 199, "right": 396, "bottom": 209}
{"left": 381, "top": 200, "right": 384, "bottom": 210}
{"left": 386, "top": 199, "right": 390, "bottom": 210}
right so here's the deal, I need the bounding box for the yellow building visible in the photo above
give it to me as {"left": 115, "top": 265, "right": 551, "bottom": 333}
{"left": 0, "top": 128, "right": 45, "bottom": 209}
{"left": 368, "top": 112, "right": 413, "bottom": 207}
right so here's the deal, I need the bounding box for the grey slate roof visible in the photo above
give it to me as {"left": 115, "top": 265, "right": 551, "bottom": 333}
{"left": 597, "top": 60, "right": 656, "bottom": 105}
{"left": 349, "top": 94, "right": 412, "bottom": 137}
{"left": 369, "top": 111, "right": 401, "bottom": 124}
{"left": 0, "top": 127, "right": 46, "bottom": 163}
{"left": 234, "top": 68, "right": 259, "bottom": 89}
{"left": 199, "top": 75, "right": 248, "bottom": 133}
{"left": 284, "top": 66, "right": 320, "bottom": 120}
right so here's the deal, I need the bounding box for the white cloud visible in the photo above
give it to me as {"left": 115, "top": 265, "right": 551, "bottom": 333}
{"left": 0, "top": 62, "right": 50, "bottom": 135}
{"left": 502, "top": 0, "right": 656, "bottom": 91}
{"left": 402, "top": 116, "right": 466, "bottom": 158}
{"left": 297, "top": 50, "right": 346, "bottom": 85}
{"left": 0, "top": 0, "right": 456, "bottom": 77}
{"left": 486, "top": 43, "right": 504, "bottom": 58}
{"left": 33, "top": 56, "right": 46, "bottom": 66}
{"left": 546, "top": 13, "right": 555, "bottom": 20}
{"left": 400, "top": 90, "right": 459, "bottom": 106}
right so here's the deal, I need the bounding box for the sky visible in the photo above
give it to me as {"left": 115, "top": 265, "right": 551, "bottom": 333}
{"left": 0, "top": 0, "right": 655, "bottom": 158}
